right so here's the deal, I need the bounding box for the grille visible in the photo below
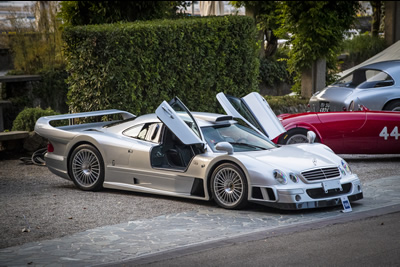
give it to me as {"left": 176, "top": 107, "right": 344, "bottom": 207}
{"left": 301, "top": 167, "right": 340, "bottom": 182}
{"left": 307, "top": 183, "right": 352, "bottom": 199}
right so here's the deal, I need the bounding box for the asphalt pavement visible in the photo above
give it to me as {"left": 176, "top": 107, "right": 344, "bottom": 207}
{"left": 1, "top": 174, "right": 400, "bottom": 266}
{"left": 137, "top": 211, "right": 400, "bottom": 267}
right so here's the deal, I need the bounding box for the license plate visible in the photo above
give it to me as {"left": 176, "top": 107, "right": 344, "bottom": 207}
{"left": 322, "top": 180, "right": 342, "bottom": 193}
{"left": 319, "top": 102, "right": 330, "bottom": 112}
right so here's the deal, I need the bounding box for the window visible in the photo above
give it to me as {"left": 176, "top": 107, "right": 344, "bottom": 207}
{"left": 202, "top": 123, "right": 277, "bottom": 152}
{"left": 333, "top": 69, "right": 394, "bottom": 89}
{"left": 123, "top": 123, "right": 162, "bottom": 143}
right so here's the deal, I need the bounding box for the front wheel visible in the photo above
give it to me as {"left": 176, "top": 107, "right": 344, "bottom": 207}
{"left": 383, "top": 100, "right": 400, "bottom": 111}
{"left": 211, "top": 163, "right": 248, "bottom": 209}
{"left": 69, "top": 144, "right": 104, "bottom": 191}
{"left": 278, "top": 128, "right": 309, "bottom": 145}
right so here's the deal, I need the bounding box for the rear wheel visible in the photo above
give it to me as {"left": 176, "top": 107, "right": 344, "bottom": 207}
{"left": 211, "top": 163, "right": 248, "bottom": 209}
{"left": 69, "top": 144, "right": 104, "bottom": 191}
{"left": 383, "top": 100, "right": 400, "bottom": 111}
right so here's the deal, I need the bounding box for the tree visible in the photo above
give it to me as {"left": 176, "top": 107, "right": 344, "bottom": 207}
{"left": 370, "top": 1, "right": 382, "bottom": 37}
{"left": 231, "top": 1, "right": 283, "bottom": 57}
{"left": 279, "top": 1, "right": 361, "bottom": 94}
{"left": 59, "top": 1, "right": 188, "bottom": 26}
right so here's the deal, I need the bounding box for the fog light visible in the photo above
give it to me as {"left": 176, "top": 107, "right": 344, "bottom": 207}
{"left": 295, "top": 195, "right": 301, "bottom": 201}
{"left": 358, "top": 185, "right": 361, "bottom": 192}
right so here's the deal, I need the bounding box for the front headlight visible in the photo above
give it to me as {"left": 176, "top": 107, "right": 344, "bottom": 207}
{"left": 273, "top": 169, "right": 287, "bottom": 184}
{"left": 348, "top": 101, "right": 355, "bottom": 111}
{"left": 341, "top": 160, "right": 352, "bottom": 175}
{"left": 289, "top": 173, "right": 300, "bottom": 183}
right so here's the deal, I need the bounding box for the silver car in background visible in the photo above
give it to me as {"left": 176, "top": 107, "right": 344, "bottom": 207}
{"left": 309, "top": 60, "right": 400, "bottom": 112}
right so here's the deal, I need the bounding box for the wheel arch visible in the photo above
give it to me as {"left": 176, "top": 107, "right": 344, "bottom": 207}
{"left": 383, "top": 98, "right": 400, "bottom": 110}
{"left": 66, "top": 140, "right": 104, "bottom": 178}
{"left": 283, "top": 123, "right": 324, "bottom": 143}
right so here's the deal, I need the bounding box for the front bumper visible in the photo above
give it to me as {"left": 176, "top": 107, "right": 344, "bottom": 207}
{"left": 250, "top": 176, "right": 363, "bottom": 210}
{"left": 254, "top": 192, "right": 363, "bottom": 210}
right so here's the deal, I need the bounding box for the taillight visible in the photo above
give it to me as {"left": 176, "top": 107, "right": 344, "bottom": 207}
{"left": 47, "top": 142, "right": 54, "bottom": 152}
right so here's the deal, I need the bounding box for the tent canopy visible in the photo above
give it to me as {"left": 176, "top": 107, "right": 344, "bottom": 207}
{"left": 339, "top": 40, "right": 400, "bottom": 77}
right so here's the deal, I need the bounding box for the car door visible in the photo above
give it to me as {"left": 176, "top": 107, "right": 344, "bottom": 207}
{"left": 156, "top": 97, "right": 206, "bottom": 146}
{"left": 216, "top": 92, "right": 286, "bottom": 140}
{"left": 316, "top": 111, "right": 369, "bottom": 153}
{"left": 373, "top": 111, "right": 400, "bottom": 153}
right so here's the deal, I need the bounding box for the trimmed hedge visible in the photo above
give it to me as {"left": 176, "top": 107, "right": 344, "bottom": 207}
{"left": 63, "top": 16, "right": 259, "bottom": 115}
{"left": 12, "top": 107, "right": 59, "bottom": 132}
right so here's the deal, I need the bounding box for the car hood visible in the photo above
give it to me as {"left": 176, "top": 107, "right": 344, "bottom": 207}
{"left": 312, "top": 86, "right": 354, "bottom": 101}
{"left": 248, "top": 144, "right": 338, "bottom": 173}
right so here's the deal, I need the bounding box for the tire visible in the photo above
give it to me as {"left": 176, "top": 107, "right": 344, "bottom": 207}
{"left": 69, "top": 144, "right": 104, "bottom": 191}
{"left": 278, "top": 128, "right": 310, "bottom": 145}
{"left": 211, "top": 163, "right": 248, "bottom": 210}
{"left": 383, "top": 100, "right": 400, "bottom": 112}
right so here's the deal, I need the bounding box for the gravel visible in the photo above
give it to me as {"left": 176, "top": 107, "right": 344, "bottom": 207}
{"left": 0, "top": 158, "right": 213, "bottom": 249}
{"left": 1, "top": 153, "right": 399, "bottom": 249}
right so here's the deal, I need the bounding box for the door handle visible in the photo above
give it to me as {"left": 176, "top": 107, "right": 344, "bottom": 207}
{"left": 162, "top": 106, "right": 174, "bottom": 119}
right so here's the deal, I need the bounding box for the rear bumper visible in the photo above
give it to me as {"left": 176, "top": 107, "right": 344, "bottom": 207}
{"left": 45, "top": 153, "right": 70, "bottom": 180}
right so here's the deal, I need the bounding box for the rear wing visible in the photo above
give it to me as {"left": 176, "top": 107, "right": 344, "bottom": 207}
{"left": 35, "top": 109, "right": 135, "bottom": 141}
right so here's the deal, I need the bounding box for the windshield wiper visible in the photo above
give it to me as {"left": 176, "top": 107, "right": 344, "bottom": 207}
{"left": 229, "top": 142, "right": 267, "bottom": 150}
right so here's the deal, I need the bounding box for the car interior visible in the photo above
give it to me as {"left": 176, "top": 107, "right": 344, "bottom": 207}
{"left": 150, "top": 126, "right": 201, "bottom": 171}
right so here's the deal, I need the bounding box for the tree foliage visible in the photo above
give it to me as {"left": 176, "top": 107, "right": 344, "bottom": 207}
{"left": 7, "top": 1, "right": 65, "bottom": 74}
{"left": 280, "top": 1, "right": 360, "bottom": 72}
{"left": 279, "top": 1, "right": 361, "bottom": 92}
{"left": 231, "top": 1, "right": 284, "bottom": 57}
{"left": 59, "top": 1, "right": 188, "bottom": 26}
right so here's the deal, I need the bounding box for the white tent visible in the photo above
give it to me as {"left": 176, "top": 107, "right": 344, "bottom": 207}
{"left": 199, "top": 1, "right": 224, "bottom": 16}
{"left": 339, "top": 40, "right": 400, "bottom": 77}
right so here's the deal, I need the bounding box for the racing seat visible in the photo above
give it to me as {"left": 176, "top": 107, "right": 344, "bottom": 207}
{"left": 166, "top": 134, "right": 194, "bottom": 168}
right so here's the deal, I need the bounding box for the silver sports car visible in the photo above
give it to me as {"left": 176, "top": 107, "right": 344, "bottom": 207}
{"left": 34, "top": 92, "right": 363, "bottom": 210}
{"left": 309, "top": 60, "right": 400, "bottom": 112}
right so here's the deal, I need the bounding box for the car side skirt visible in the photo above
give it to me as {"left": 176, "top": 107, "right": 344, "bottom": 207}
{"left": 103, "top": 181, "right": 209, "bottom": 200}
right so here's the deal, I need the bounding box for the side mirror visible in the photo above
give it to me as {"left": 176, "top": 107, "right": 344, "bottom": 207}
{"left": 307, "top": 131, "right": 317, "bottom": 144}
{"left": 215, "top": 142, "right": 234, "bottom": 155}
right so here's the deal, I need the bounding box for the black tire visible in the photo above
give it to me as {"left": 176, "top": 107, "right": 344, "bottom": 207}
{"left": 211, "top": 163, "right": 248, "bottom": 210}
{"left": 278, "top": 128, "right": 318, "bottom": 145}
{"left": 68, "top": 144, "right": 104, "bottom": 191}
{"left": 383, "top": 100, "right": 400, "bottom": 112}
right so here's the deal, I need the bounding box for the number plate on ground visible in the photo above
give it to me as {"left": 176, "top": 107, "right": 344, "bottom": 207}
{"left": 322, "top": 180, "right": 342, "bottom": 193}
{"left": 319, "top": 102, "right": 330, "bottom": 112}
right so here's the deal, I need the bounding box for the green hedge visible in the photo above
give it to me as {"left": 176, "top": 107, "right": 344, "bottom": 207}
{"left": 12, "top": 107, "right": 59, "bottom": 132}
{"left": 63, "top": 16, "right": 259, "bottom": 115}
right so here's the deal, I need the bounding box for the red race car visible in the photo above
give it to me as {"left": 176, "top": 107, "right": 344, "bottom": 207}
{"left": 275, "top": 106, "right": 400, "bottom": 154}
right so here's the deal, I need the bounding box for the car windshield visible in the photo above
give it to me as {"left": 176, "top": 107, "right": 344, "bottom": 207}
{"left": 333, "top": 69, "right": 394, "bottom": 89}
{"left": 201, "top": 123, "right": 277, "bottom": 152}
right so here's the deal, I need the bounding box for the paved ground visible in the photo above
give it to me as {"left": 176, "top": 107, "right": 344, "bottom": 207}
{"left": 0, "top": 154, "right": 399, "bottom": 266}
{"left": 137, "top": 211, "right": 400, "bottom": 267}
{"left": 1, "top": 174, "right": 399, "bottom": 266}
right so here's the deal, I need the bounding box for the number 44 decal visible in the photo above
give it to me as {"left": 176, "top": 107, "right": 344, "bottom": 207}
{"left": 379, "top": 126, "right": 399, "bottom": 140}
